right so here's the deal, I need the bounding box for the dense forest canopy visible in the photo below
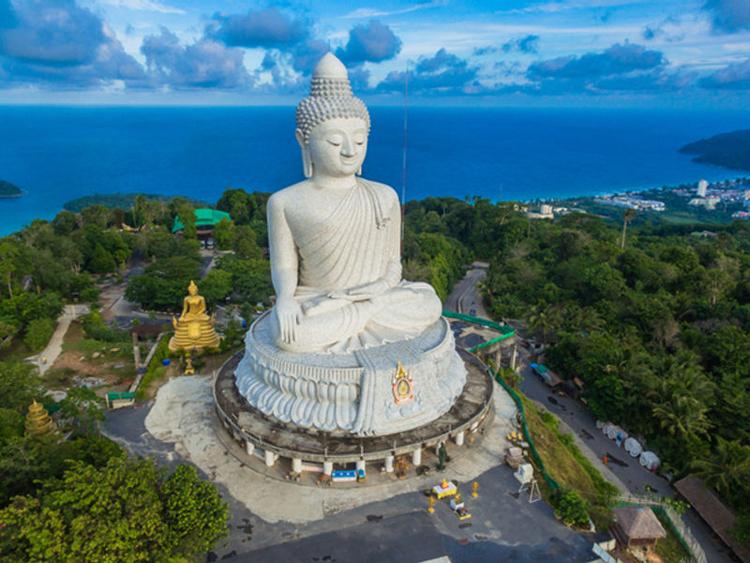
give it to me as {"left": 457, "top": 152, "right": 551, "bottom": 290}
{"left": 1, "top": 188, "right": 749, "bottom": 547}
{"left": 405, "top": 196, "right": 750, "bottom": 541}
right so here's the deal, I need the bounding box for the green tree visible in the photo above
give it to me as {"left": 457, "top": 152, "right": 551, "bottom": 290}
{"left": 201, "top": 269, "right": 233, "bottom": 307}
{"left": 51, "top": 210, "right": 78, "bottom": 236}
{"left": 216, "top": 256, "right": 272, "bottom": 305}
{"left": 620, "top": 208, "right": 636, "bottom": 249}
{"left": 126, "top": 256, "right": 201, "bottom": 311}
{"left": 527, "top": 302, "right": 562, "bottom": 344}
{"left": 174, "top": 200, "right": 196, "bottom": 240}
{"left": 0, "top": 457, "right": 171, "bottom": 561}
{"left": 0, "top": 458, "right": 228, "bottom": 562}
{"left": 213, "top": 218, "right": 235, "bottom": 250}
{"left": 23, "top": 318, "right": 55, "bottom": 352}
{"left": 87, "top": 243, "right": 117, "bottom": 274}
{"left": 80, "top": 205, "right": 111, "bottom": 228}
{"left": 0, "top": 362, "right": 44, "bottom": 413}
{"left": 161, "top": 464, "right": 228, "bottom": 556}
{"left": 233, "top": 224, "right": 263, "bottom": 259}
{"left": 692, "top": 438, "right": 750, "bottom": 498}
{"left": 0, "top": 240, "right": 20, "bottom": 298}
{"left": 220, "top": 318, "right": 245, "bottom": 352}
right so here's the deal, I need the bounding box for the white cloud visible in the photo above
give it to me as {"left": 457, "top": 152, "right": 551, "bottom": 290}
{"left": 495, "top": 0, "right": 651, "bottom": 15}
{"left": 99, "top": 0, "right": 185, "bottom": 15}
{"left": 343, "top": 1, "right": 448, "bottom": 19}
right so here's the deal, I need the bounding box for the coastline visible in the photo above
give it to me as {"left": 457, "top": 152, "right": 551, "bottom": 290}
{"left": 1, "top": 171, "right": 748, "bottom": 239}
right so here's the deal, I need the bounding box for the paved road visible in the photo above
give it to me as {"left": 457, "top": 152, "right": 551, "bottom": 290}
{"left": 444, "top": 262, "right": 489, "bottom": 317}
{"left": 104, "top": 403, "right": 592, "bottom": 563}
{"left": 452, "top": 267, "right": 734, "bottom": 563}
{"left": 27, "top": 303, "right": 89, "bottom": 374}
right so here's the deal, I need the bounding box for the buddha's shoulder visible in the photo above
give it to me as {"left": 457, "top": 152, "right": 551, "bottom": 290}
{"left": 362, "top": 179, "right": 400, "bottom": 206}
{"left": 268, "top": 181, "right": 310, "bottom": 209}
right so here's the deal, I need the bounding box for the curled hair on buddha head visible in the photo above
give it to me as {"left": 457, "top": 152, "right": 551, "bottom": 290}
{"left": 295, "top": 53, "right": 371, "bottom": 146}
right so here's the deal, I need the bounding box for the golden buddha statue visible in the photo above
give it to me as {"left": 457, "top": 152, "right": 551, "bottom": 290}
{"left": 25, "top": 400, "right": 57, "bottom": 437}
{"left": 169, "top": 280, "right": 221, "bottom": 353}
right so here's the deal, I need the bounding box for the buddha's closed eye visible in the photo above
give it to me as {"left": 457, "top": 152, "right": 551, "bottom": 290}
{"left": 327, "top": 135, "right": 343, "bottom": 146}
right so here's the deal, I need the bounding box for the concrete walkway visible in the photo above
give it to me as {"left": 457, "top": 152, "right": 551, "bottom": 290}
{"left": 27, "top": 303, "right": 89, "bottom": 374}
{"left": 144, "top": 375, "right": 517, "bottom": 524}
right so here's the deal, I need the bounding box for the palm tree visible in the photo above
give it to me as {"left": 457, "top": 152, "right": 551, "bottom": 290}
{"left": 692, "top": 438, "right": 750, "bottom": 496}
{"left": 527, "top": 302, "right": 561, "bottom": 344}
{"left": 652, "top": 394, "right": 712, "bottom": 443}
{"left": 620, "top": 208, "right": 636, "bottom": 249}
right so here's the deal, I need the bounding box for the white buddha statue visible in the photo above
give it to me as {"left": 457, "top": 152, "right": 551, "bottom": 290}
{"left": 234, "top": 54, "right": 466, "bottom": 436}
{"left": 268, "top": 53, "right": 442, "bottom": 354}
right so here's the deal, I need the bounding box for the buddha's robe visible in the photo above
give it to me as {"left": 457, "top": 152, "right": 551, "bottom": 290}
{"left": 273, "top": 179, "right": 442, "bottom": 353}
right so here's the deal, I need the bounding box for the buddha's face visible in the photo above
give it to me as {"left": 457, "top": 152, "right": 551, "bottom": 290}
{"left": 188, "top": 283, "right": 197, "bottom": 296}
{"left": 305, "top": 117, "right": 368, "bottom": 178}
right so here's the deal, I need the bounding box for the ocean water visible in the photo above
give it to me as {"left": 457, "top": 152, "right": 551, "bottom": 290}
{"left": 1, "top": 105, "right": 749, "bottom": 236}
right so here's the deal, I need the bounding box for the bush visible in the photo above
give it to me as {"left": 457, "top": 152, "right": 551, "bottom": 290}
{"left": 23, "top": 318, "right": 56, "bottom": 352}
{"left": 81, "top": 310, "right": 127, "bottom": 342}
{"left": 79, "top": 286, "right": 100, "bottom": 303}
{"left": 136, "top": 335, "right": 172, "bottom": 400}
{"left": 555, "top": 489, "right": 590, "bottom": 528}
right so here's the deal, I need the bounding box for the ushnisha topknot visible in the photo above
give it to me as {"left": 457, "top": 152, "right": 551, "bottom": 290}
{"left": 295, "top": 53, "right": 371, "bottom": 143}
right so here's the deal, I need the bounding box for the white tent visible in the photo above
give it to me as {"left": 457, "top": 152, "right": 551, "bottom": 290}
{"left": 640, "top": 451, "right": 660, "bottom": 471}
{"left": 602, "top": 423, "right": 616, "bottom": 437}
{"left": 606, "top": 425, "right": 628, "bottom": 445}
{"left": 624, "top": 437, "right": 642, "bottom": 457}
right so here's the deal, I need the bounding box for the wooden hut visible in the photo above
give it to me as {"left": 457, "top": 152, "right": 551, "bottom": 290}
{"left": 612, "top": 506, "right": 666, "bottom": 554}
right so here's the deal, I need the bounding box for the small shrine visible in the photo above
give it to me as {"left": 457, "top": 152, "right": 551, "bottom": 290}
{"left": 25, "top": 400, "right": 57, "bottom": 437}
{"left": 169, "top": 280, "right": 221, "bottom": 353}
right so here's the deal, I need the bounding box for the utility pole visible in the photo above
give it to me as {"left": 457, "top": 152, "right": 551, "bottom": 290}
{"left": 401, "top": 62, "right": 409, "bottom": 245}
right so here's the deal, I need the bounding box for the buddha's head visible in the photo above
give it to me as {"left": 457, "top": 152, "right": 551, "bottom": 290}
{"left": 188, "top": 280, "right": 198, "bottom": 296}
{"left": 295, "top": 53, "right": 371, "bottom": 179}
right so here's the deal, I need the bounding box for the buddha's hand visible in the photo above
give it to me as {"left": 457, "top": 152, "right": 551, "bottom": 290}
{"left": 275, "top": 298, "right": 303, "bottom": 344}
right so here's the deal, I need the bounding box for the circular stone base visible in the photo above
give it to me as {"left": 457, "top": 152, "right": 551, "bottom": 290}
{"left": 213, "top": 348, "right": 494, "bottom": 473}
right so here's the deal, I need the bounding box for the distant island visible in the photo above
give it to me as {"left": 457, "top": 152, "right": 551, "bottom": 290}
{"left": 680, "top": 129, "right": 750, "bottom": 172}
{"left": 0, "top": 179, "right": 23, "bottom": 198}
{"left": 63, "top": 193, "right": 175, "bottom": 212}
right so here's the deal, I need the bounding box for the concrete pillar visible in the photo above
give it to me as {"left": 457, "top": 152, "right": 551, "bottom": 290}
{"left": 323, "top": 461, "right": 333, "bottom": 476}
{"left": 495, "top": 348, "right": 502, "bottom": 368}
{"left": 292, "top": 458, "right": 303, "bottom": 473}
{"left": 356, "top": 459, "right": 366, "bottom": 472}
{"left": 264, "top": 450, "right": 276, "bottom": 467}
{"left": 384, "top": 455, "right": 394, "bottom": 473}
{"left": 511, "top": 345, "right": 518, "bottom": 370}
{"left": 455, "top": 431, "right": 465, "bottom": 446}
{"left": 245, "top": 441, "right": 255, "bottom": 456}
{"left": 412, "top": 448, "right": 422, "bottom": 466}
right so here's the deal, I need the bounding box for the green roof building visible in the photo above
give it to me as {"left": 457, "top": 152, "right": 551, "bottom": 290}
{"left": 172, "top": 208, "right": 231, "bottom": 234}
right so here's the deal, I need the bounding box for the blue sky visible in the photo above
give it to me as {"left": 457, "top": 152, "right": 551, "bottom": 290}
{"left": 0, "top": 0, "right": 749, "bottom": 106}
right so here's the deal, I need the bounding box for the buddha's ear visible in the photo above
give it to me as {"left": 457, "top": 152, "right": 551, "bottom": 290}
{"left": 295, "top": 128, "right": 313, "bottom": 178}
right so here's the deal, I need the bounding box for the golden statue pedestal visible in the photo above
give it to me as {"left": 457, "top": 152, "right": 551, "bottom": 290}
{"left": 169, "top": 281, "right": 221, "bottom": 355}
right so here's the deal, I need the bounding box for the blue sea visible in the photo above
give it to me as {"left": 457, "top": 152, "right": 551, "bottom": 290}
{"left": 1, "top": 105, "right": 750, "bottom": 236}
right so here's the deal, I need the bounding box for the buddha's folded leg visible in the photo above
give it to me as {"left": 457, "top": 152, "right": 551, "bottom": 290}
{"left": 272, "top": 283, "right": 443, "bottom": 353}
{"left": 369, "top": 283, "right": 442, "bottom": 332}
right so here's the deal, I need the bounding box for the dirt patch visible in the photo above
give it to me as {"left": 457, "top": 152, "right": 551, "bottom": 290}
{"left": 47, "top": 321, "right": 135, "bottom": 393}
